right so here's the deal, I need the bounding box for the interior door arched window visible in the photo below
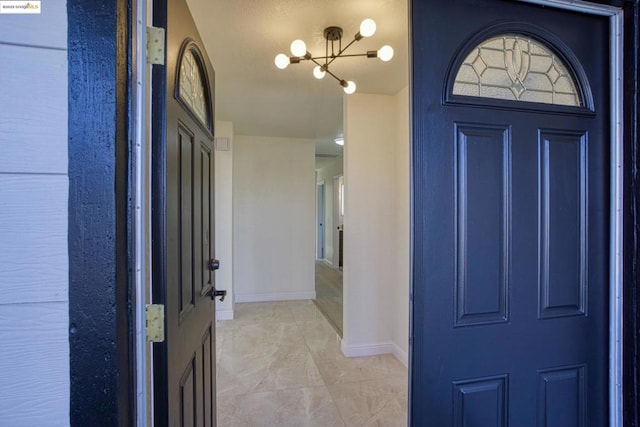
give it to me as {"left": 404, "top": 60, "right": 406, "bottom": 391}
{"left": 451, "top": 33, "right": 585, "bottom": 107}
{"left": 176, "top": 41, "right": 212, "bottom": 131}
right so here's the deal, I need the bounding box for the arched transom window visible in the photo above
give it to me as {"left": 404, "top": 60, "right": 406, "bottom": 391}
{"left": 452, "top": 34, "right": 581, "bottom": 106}
{"left": 178, "top": 49, "right": 209, "bottom": 126}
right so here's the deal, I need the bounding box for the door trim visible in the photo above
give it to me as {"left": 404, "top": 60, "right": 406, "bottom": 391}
{"left": 316, "top": 181, "right": 325, "bottom": 260}
{"left": 68, "top": 0, "right": 134, "bottom": 424}
{"left": 332, "top": 174, "right": 343, "bottom": 268}
{"left": 131, "top": 0, "right": 152, "bottom": 425}
{"left": 518, "top": 1, "right": 624, "bottom": 424}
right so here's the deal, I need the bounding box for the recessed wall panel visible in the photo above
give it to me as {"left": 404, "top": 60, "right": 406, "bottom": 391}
{"left": 179, "top": 126, "right": 195, "bottom": 318}
{"left": 202, "top": 325, "right": 213, "bottom": 426}
{"left": 455, "top": 124, "right": 511, "bottom": 326}
{"left": 537, "top": 365, "right": 586, "bottom": 427}
{"left": 179, "top": 356, "right": 197, "bottom": 427}
{"left": 201, "top": 143, "right": 213, "bottom": 296}
{"left": 538, "top": 130, "right": 587, "bottom": 319}
{"left": 453, "top": 374, "right": 508, "bottom": 427}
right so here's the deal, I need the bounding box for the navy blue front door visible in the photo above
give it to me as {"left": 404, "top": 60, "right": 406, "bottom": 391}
{"left": 410, "top": 1, "right": 609, "bottom": 425}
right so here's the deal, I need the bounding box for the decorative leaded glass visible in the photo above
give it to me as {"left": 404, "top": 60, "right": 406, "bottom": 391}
{"left": 453, "top": 34, "right": 581, "bottom": 106}
{"left": 179, "top": 49, "right": 209, "bottom": 125}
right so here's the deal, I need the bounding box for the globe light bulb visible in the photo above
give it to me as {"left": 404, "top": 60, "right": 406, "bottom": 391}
{"left": 343, "top": 80, "right": 356, "bottom": 94}
{"left": 313, "top": 66, "right": 326, "bottom": 79}
{"left": 290, "top": 39, "right": 307, "bottom": 57}
{"left": 359, "top": 19, "right": 376, "bottom": 38}
{"left": 274, "top": 53, "right": 289, "bottom": 69}
{"left": 377, "top": 45, "right": 394, "bottom": 62}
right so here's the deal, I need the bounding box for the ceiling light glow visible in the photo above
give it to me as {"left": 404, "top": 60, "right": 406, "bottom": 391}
{"left": 313, "top": 65, "right": 326, "bottom": 79}
{"left": 378, "top": 45, "right": 394, "bottom": 62}
{"left": 343, "top": 81, "right": 356, "bottom": 95}
{"left": 359, "top": 19, "right": 377, "bottom": 38}
{"left": 275, "top": 53, "right": 289, "bottom": 69}
{"left": 290, "top": 40, "right": 307, "bottom": 57}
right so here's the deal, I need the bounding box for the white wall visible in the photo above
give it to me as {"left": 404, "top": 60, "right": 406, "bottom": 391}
{"left": 315, "top": 156, "right": 343, "bottom": 265}
{"left": 393, "top": 87, "right": 410, "bottom": 361}
{"left": 233, "top": 135, "right": 316, "bottom": 302}
{"left": 214, "top": 121, "right": 235, "bottom": 319}
{"left": 0, "top": 4, "right": 70, "bottom": 426}
{"left": 342, "top": 88, "right": 410, "bottom": 364}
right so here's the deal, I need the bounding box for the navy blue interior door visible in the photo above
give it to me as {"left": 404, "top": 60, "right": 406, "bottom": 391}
{"left": 152, "top": 0, "right": 217, "bottom": 425}
{"left": 410, "top": 1, "right": 609, "bottom": 425}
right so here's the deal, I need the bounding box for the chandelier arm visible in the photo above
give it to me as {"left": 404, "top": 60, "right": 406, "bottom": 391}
{"left": 327, "top": 53, "right": 372, "bottom": 58}
{"left": 325, "top": 36, "right": 329, "bottom": 66}
{"left": 326, "top": 37, "right": 360, "bottom": 66}
{"left": 308, "top": 57, "right": 324, "bottom": 68}
{"left": 297, "top": 51, "right": 373, "bottom": 64}
{"left": 305, "top": 53, "right": 368, "bottom": 62}
{"left": 307, "top": 56, "right": 343, "bottom": 82}
{"left": 323, "top": 67, "right": 344, "bottom": 84}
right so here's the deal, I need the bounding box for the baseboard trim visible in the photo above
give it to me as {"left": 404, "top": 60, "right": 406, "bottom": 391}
{"left": 215, "top": 309, "right": 234, "bottom": 321}
{"left": 340, "top": 341, "right": 393, "bottom": 358}
{"left": 340, "top": 340, "right": 408, "bottom": 367}
{"left": 321, "top": 258, "right": 334, "bottom": 267}
{"left": 235, "top": 291, "right": 316, "bottom": 303}
{"left": 391, "top": 342, "right": 409, "bottom": 367}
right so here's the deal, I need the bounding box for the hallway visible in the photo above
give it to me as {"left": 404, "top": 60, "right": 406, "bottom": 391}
{"left": 314, "top": 261, "right": 343, "bottom": 335}
{"left": 216, "top": 301, "right": 407, "bottom": 426}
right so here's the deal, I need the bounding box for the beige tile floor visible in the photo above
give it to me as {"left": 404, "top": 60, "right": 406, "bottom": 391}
{"left": 216, "top": 300, "right": 408, "bottom": 426}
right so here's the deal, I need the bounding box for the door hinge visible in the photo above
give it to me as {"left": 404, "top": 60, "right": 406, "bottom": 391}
{"left": 146, "top": 304, "right": 165, "bottom": 343}
{"left": 146, "top": 26, "right": 165, "bottom": 65}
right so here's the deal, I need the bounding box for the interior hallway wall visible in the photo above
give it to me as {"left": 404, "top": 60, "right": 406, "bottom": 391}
{"left": 315, "top": 155, "right": 344, "bottom": 265}
{"left": 233, "top": 135, "right": 316, "bottom": 301}
{"left": 0, "top": 4, "right": 70, "bottom": 424}
{"left": 214, "top": 121, "right": 234, "bottom": 319}
{"left": 342, "top": 87, "right": 410, "bottom": 364}
{"left": 393, "top": 86, "right": 410, "bottom": 362}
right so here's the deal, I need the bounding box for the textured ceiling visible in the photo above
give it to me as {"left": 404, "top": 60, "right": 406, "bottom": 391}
{"left": 186, "top": 0, "right": 409, "bottom": 155}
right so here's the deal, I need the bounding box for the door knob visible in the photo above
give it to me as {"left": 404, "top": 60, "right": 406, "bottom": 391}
{"left": 210, "top": 259, "right": 220, "bottom": 271}
{"left": 211, "top": 288, "right": 227, "bottom": 302}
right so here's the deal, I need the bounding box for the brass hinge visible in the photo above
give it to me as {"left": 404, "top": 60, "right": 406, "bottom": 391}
{"left": 146, "top": 26, "right": 165, "bottom": 65}
{"left": 146, "top": 304, "right": 165, "bottom": 342}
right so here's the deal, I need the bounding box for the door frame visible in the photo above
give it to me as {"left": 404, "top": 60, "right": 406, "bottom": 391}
{"left": 408, "top": 0, "right": 627, "bottom": 425}
{"left": 66, "top": 0, "right": 640, "bottom": 424}
{"left": 316, "top": 181, "right": 326, "bottom": 260}
{"left": 67, "top": 0, "right": 135, "bottom": 424}
{"left": 332, "top": 174, "right": 344, "bottom": 268}
{"left": 131, "top": 0, "right": 153, "bottom": 425}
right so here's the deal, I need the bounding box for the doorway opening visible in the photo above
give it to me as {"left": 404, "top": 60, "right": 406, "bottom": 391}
{"left": 316, "top": 181, "right": 325, "bottom": 260}
{"left": 315, "top": 162, "right": 344, "bottom": 335}
{"left": 136, "top": 2, "right": 624, "bottom": 427}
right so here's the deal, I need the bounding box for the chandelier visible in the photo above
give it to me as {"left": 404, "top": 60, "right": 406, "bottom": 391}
{"left": 274, "top": 19, "right": 394, "bottom": 94}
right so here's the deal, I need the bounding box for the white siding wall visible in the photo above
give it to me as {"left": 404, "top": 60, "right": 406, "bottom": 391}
{"left": 233, "top": 135, "right": 316, "bottom": 302}
{"left": 0, "top": 5, "right": 70, "bottom": 426}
